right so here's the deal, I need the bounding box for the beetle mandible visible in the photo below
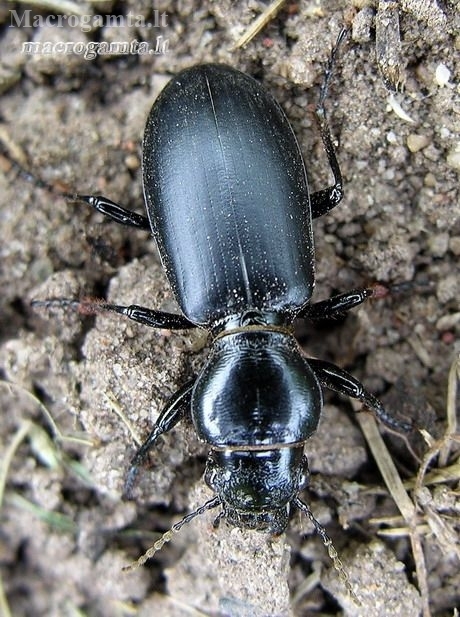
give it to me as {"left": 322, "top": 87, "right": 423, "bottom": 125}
{"left": 33, "top": 28, "right": 411, "bottom": 581}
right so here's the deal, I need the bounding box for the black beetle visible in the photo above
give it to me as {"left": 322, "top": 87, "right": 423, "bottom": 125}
{"left": 32, "top": 28, "right": 411, "bottom": 583}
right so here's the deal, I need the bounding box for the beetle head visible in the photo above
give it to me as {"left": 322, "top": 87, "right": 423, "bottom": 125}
{"left": 204, "top": 447, "right": 307, "bottom": 533}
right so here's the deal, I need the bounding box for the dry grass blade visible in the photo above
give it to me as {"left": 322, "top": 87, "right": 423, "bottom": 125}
{"left": 103, "top": 391, "right": 143, "bottom": 447}
{"left": 0, "top": 381, "right": 96, "bottom": 617}
{"left": 412, "top": 354, "right": 460, "bottom": 564}
{"left": 355, "top": 408, "right": 430, "bottom": 617}
{"left": 356, "top": 352, "right": 460, "bottom": 617}
{"left": 7, "top": 493, "right": 78, "bottom": 533}
{"left": 355, "top": 410, "right": 415, "bottom": 519}
{"left": 234, "top": 0, "right": 287, "bottom": 49}
{"left": 0, "top": 380, "right": 94, "bottom": 447}
{"left": 0, "top": 420, "right": 33, "bottom": 617}
{"left": 438, "top": 353, "right": 459, "bottom": 467}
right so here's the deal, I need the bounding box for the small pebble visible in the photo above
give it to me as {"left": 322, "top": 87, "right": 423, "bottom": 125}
{"left": 407, "top": 133, "right": 430, "bottom": 153}
{"left": 434, "top": 63, "right": 451, "bottom": 87}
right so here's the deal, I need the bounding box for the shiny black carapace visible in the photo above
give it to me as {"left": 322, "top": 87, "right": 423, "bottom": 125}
{"left": 33, "top": 30, "right": 410, "bottom": 579}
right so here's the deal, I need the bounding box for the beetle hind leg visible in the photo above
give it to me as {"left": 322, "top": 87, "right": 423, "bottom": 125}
{"left": 310, "top": 27, "right": 350, "bottom": 219}
{"left": 0, "top": 141, "right": 151, "bottom": 231}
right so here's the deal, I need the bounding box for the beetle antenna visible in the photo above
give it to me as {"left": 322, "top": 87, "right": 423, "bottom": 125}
{"left": 293, "top": 497, "right": 361, "bottom": 605}
{"left": 122, "top": 495, "right": 221, "bottom": 572}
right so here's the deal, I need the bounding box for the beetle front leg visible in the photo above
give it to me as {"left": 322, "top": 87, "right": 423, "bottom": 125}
{"left": 308, "top": 358, "right": 413, "bottom": 432}
{"left": 124, "top": 378, "right": 195, "bottom": 497}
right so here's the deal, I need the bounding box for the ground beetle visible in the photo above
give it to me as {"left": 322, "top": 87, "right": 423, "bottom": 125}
{"left": 32, "top": 28, "right": 411, "bottom": 588}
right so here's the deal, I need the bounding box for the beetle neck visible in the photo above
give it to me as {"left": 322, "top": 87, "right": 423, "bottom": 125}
{"left": 212, "top": 311, "right": 293, "bottom": 341}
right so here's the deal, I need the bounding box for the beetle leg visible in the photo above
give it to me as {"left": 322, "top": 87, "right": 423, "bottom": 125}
{"left": 0, "top": 145, "right": 152, "bottom": 231}
{"left": 311, "top": 27, "right": 349, "bottom": 219}
{"left": 299, "top": 285, "right": 386, "bottom": 320}
{"left": 299, "top": 281, "right": 419, "bottom": 321}
{"left": 69, "top": 195, "right": 151, "bottom": 231}
{"left": 124, "top": 378, "right": 195, "bottom": 497}
{"left": 95, "top": 302, "right": 197, "bottom": 329}
{"left": 0, "top": 140, "right": 150, "bottom": 229}
{"left": 70, "top": 194, "right": 151, "bottom": 230}
{"left": 310, "top": 114, "right": 343, "bottom": 219}
{"left": 308, "top": 358, "right": 413, "bottom": 432}
{"left": 31, "top": 298, "right": 197, "bottom": 330}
